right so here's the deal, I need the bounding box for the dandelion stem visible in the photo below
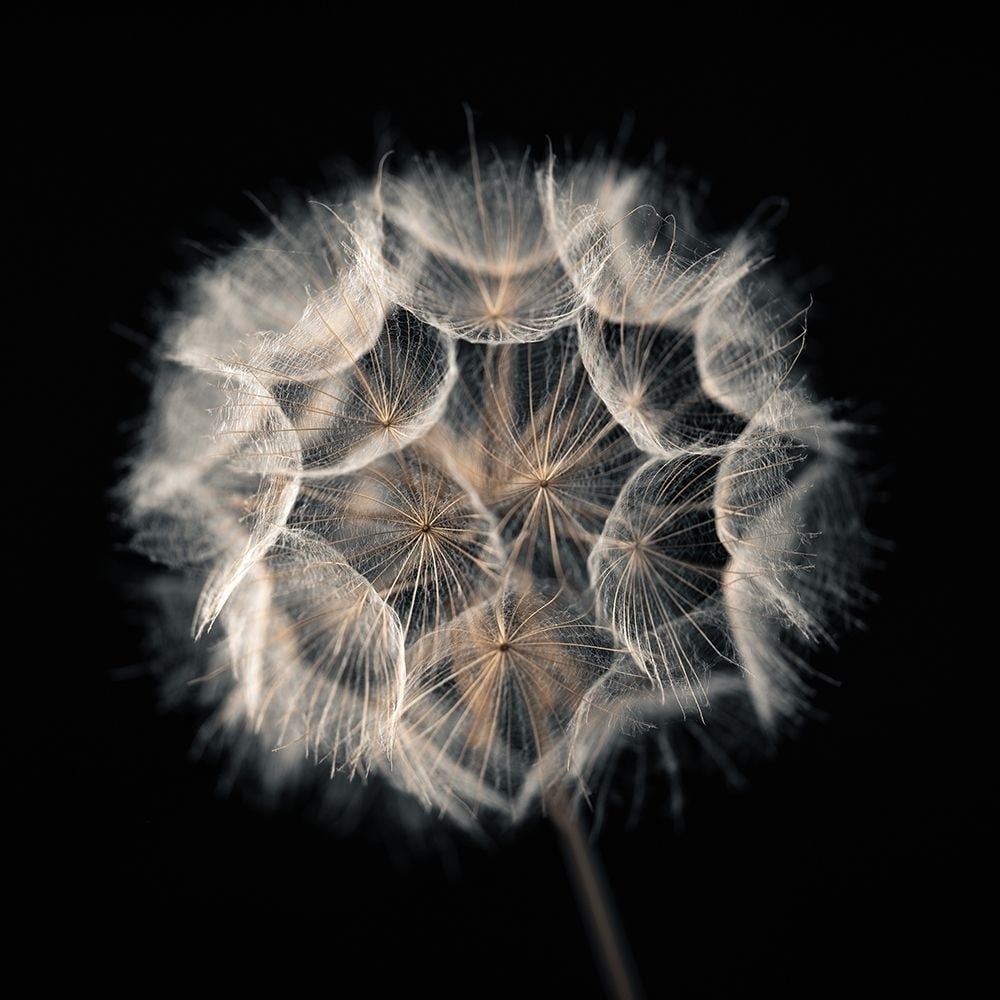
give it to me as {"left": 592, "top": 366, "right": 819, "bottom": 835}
{"left": 550, "top": 796, "right": 644, "bottom": 1000}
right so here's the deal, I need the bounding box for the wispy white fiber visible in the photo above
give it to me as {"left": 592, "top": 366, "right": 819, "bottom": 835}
{"left": 125, "top": 147, "right": 866, "bottom": 825}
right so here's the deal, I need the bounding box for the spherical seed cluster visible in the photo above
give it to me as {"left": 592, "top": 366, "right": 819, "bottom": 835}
{"left": 127, "top": 152, "right": 862, "bottom": 825}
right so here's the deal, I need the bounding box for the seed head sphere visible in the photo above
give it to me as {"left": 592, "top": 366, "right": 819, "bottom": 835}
{"left": 126, "top": 151, "right": 864, "bottom": 826}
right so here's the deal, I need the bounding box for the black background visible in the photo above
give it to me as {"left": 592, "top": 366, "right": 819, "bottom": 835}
{"left": 21, "top": 23, "right": 981, "bottom": 997}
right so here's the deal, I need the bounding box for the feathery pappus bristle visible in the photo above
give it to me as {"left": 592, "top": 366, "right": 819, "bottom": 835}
{"left": 124, "top": 144, "right": 867, "bottom": 827}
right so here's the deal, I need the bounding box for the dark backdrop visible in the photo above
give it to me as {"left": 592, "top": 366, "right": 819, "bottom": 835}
{"left": 21, "top": 22, "right": 980, "bottom": 997}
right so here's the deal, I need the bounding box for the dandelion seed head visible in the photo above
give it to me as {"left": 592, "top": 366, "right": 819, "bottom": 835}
{"left": 126, "top": 144, "right": 866, "bottom": 826}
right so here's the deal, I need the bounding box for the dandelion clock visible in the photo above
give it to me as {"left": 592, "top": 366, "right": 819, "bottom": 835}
{"left": 124, "top": 136, "right": 866, "bottom": 999}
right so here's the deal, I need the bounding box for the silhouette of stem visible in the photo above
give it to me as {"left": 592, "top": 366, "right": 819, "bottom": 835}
{"left": 550, "top": 796, "right": 644, "bottom": 1000}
